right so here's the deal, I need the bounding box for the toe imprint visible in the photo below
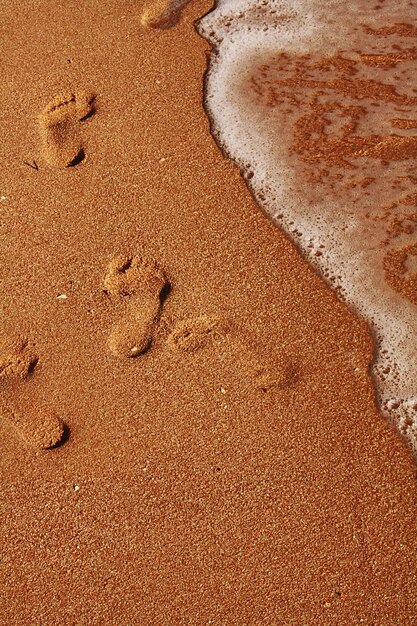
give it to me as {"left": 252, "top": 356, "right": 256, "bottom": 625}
{"left": 104, "top": 254, "right": 167, "bottom": 298}
{"left": 41, "top": 91, "right": 95, "bottom": 122}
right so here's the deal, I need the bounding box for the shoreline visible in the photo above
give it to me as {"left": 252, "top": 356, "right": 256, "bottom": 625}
{"left": 198, "top": 0, "right": 417, "bottom": 451}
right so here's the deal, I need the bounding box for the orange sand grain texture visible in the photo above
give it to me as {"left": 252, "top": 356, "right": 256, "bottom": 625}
{"left": 0, "top": 1, "right": 417, "bottom": 624}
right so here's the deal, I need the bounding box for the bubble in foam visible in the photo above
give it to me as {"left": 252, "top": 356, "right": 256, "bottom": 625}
{"left": 197, "top": 0, "right": 417, "bottom": 450}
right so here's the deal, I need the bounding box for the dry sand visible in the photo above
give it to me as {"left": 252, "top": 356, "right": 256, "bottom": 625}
{"left": 0, "top": 0, "right": 416, "bottom": 624}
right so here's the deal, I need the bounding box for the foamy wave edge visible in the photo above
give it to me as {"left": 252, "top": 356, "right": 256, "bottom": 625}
{"left": 196, "top": 0, "right": 417, "bottom": 452}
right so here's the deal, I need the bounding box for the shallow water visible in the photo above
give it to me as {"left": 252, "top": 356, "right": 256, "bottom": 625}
{"left": 198, "top": 0, "right": 417, "bottom": 449}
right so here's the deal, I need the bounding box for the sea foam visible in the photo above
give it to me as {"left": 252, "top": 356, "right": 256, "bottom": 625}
{"left": 198, "top": 0, "right": 417, "bottom": 449}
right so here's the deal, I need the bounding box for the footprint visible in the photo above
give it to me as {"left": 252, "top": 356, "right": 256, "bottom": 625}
{"left": 0, "top": 334, "right": 65, "bottom": 449}
{"left": 140, "top": 0, "right": 191, "bottom": 29}
{"left": 104, "top": 254, "right": 168, "bottom": 358}
{"left": 38, "top": 90, "right": 96, "bottom": 168}
{"left": 167, "top": 315, "right": 298, "bottom": 391}
{"left": 249, "top": 356, "right": 299, "bottom": 392}
{"left": 0, "top": 335, "right": 38, "bottom": 380}
{"left": 166, "top": 315, "right": 225, "bottom": 352}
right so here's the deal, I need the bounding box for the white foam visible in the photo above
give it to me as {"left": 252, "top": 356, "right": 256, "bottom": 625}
{"left": 197, "top": 0, "right": 417, "bottom": 450}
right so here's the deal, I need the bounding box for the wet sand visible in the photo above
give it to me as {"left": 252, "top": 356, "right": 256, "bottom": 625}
{"left": 0, "top": 1, "right": 416, "bottom": 624}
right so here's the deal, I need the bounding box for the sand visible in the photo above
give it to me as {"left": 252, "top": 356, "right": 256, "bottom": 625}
{"left": 0, "top": 0, "right": 416, "bottom": 624}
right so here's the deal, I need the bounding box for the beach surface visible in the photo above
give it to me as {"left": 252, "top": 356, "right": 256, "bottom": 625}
{"left": 0, "top": 1, "right": 416, "bottom": 624}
